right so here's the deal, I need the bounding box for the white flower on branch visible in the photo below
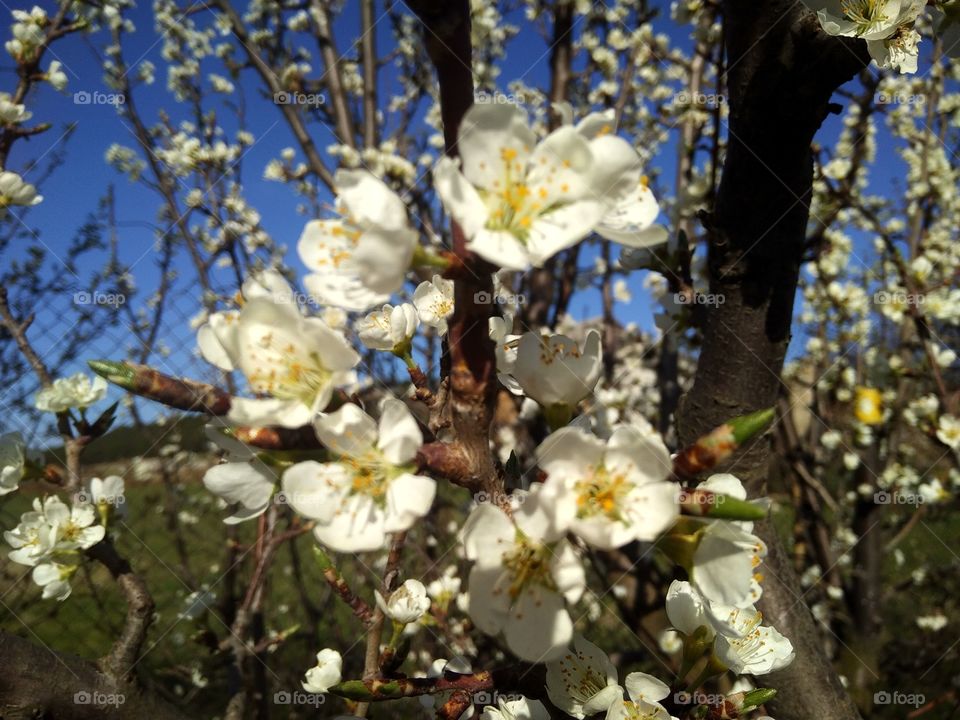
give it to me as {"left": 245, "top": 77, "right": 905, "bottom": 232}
{"left": 356, "top": 303, "right": 419, "bottom": 352}
{"left": 605, "top": 673, "right": 675, "bottom": 720}
{"left": 545, "top": 634, "right": 621, "bottom": 719}
{"left": 203, "top": 426, "right": 277, "bottom": 524}
{"left": 376, "top": 578, "right": 431, "bottom": 624}
{"left": 197, "top": 270, "right": 359, "bottom": 428}
{"left": 433, "top": 103, "right": 649, "bottom": 269}
{"left": 34, "top": 372, "right": 107, "bottom": 413}
{"left": 459, "top": 485, "right": 585, "bottom": 662}
{"left": 536, "top": 425, "right": 679, "bottom": 549}
{"left": 0, "top": 432, "right": 25, "bottom": 496}
{"left": 666, "top": 579, "right": 793, "bottom": 674}
{"left": 504, "top": 329, "right": 603, "bottom": 416}
{"left": 413, "top": 274, "right": 455, "bottom": 336}
{"left": 282, "top": 399, "right": 436, "bottom": 552}
{"left": 802, "top": 0, "right": 925, "bottom": 73}
{"left": 0, "top": 170, "right": 42, "bottom": 212}
{"left": 302, "top": 648, "right": 341, "bottom": 693}
{"left": 559, "top": 105, "right": 669, "bottom": 249}
{"left": 298, "top": 170, "right": 418, "bottom": 311}
{"left": 0, "top": 92, "right": 30, "bottom": 124}
{"left": 4, "top": 496, "right": 105, "bottom": 601}
{"left": 480, "top": 696, "right": 550, "bottom": 720}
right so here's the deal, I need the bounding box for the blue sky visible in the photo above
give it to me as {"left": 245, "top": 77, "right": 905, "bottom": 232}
{"left": 1, "top": 0, "right": 923, "bottom": 438}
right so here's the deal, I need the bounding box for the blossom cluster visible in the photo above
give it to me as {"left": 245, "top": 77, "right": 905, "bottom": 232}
{"left": 4, "top": 476, "right": 123, "bottom": 600}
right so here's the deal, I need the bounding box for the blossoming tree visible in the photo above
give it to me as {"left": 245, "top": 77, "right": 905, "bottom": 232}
{"left": 0, "top": 2, "right": 957, "bottom": 720}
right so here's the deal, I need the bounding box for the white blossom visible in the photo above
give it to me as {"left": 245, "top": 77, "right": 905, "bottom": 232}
{"left": 282, "top": 399, "right": 436, "bottom": 552}
{"left": 413, "top": 275, "right": 455, "bottom": 335}
{"left": 34, "top": 373, "right": 107, "bottom": 413}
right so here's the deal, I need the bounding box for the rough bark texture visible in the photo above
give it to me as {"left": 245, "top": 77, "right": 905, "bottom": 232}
{"left": 0, "top": 632, "right": 190, "bottom": 720}
{"left": 675, "top": 3, "right": 870, "bottom": 719}
{"left": 408, "top": 0, "right": 504, "bottom": 500}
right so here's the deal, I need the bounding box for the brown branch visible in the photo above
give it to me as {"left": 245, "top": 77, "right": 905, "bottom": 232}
{"left": 0, "top": 287, "right": 53, "bottom": 385}
{"left": 86, "top": 540, "right": 156, "bottom": 681}
{"left": 360, "top": 0, "right": 379, "bottom": 148}
{"left": 408, "top": 0, "right": 503, "bottom": 502}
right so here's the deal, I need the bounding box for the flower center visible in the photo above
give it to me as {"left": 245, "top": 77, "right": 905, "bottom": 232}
{"left": 501, "top": 534, "right": 556, "bottom": 599}
{"left": 840, "top": 0, "right": 888, "bottom": 33}
{"left": 575, "top": 465, "right": 629, "bottom": 521}
{"left": 539, "top": 337, "right": 581, "bottom": 365}
{"left": 725, "top": 610, "right": 770, "bottom": 659}
{"left": 619, "top": 701, "right": 661, "bottom": 720}
{"left": 482, "top": 147, "right": 568, "bottom": 242}
{"left": 247, "top": 333, "right": 333, "bottom": 406}
{"left": 341, "top": 452, "right": 406, "bottom": 506}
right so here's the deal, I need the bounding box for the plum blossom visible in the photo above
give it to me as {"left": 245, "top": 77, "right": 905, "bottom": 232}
{"left": 4, "top": 496, "right": 105, "bottom": 601}
{"left": 298, "top": 169, "right": 418, "bottom": 311}
{"left": 413, "top": 274, "right": 455, "bottom": 335}
{"left": 197, "top": 271, "right": 359, "bottom": 428}
{"left": 691, "top": 520, "right": 767, "bottom": 608}
{"left": 32, "top": 561, "right": 75, "bottom": 601}
{"left": 85, "top": 475, "right": 125, "bottom": 507}
{"left": 936, "top": 414, "right": 960, "bottom": 449}
{"left": 545, "top": 634, "right": 621, "bottom": 718}
{"left": 0, "top": 432, "right": 25, "bottom": 496}
{"left": 665, "top": 580, "right": 794, "bottom": 675}
{"left": 561, "top": 106, "right": 668, "bottom": 249}
{"left": 34, "top": 373, "right": 107, "bottom": 413}
{"left": 433, "top": 103, "right": 649, "bottom": 269}
{"left": 203, "top": 426, "right": 278, "bottom": 524}
{"left": 536, "top": 425, "right": 678, "bottom": 549}
{"left": 282, "top": 399, "right": 436, "bottom": 552}
{"left": 506, "top": 329, "right": 603, "bottom": 415}
{"left": 376, "top": 578, "right": 431, "bottom": 624}
{"left": 480, "top": 696, "right": 550, "bottom": 720}
{"left": 356, "top": 303, "right": 419, "bottom": 352}
{"left": 302, "top": 648, "right": 342, "bottom": 693}
{"left": 713, "top": 606, "right": 795, "bottom": 674}
{"left": 0, "top": 92, "right": 30, "bottom": 124}
{"left": 605, "top": 673, "right": 675, "bottom": 720}
{"left": 802, "top": 0, "right": 925, "bottom": 73}
{"left": 0, "top": 170, "right": 41, "bottom": 213}
{"left": 460, "top": 485, "right": 585, "bottom": 662}
{"left": 45, "top": 60, "right": 67, "bottom": 90}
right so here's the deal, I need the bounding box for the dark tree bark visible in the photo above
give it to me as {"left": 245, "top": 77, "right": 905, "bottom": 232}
{"left": 0, "top": 632, "right": 190, "bottom": 720}
{"left": 676, "top": 3, "right": 871, "bottom": 719}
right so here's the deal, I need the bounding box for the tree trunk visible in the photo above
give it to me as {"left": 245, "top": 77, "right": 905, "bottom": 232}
{"left": 676, "top": 2, "right": 870, "bottom": 719}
